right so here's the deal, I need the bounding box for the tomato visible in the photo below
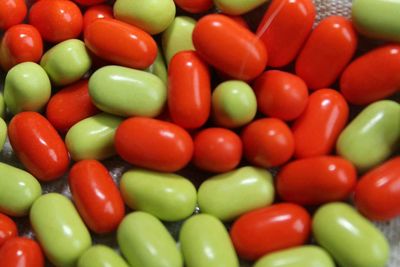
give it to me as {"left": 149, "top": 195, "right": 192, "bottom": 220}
{"left": 46, "top": 80, "right": 100, "bottom": 134}
{"left": 193, "top": 128, "right": 242, "bottom": 173}
{"left": 168, "top": 51, "right": 211, "bottom": 129}
{"left": 0, "top": 237, "right": 44, "bottom": 267}
{"left": 253, "top": 70, "right": 308, "bottom": 121}
{"left": 277, "top": 156, "right": 357, "bottom": 205}
{"left": 355, "top": 157, "right": 400, "bottom": 221}
{"left": 340, "top": 44, "right": 400, "bottom": 105}
{"left": 292, "top": 89, "right": 348, "bottom": 158}
{"left": 230, "top": 203, "right": 311, "bottom": 260}
{"left": 115, "top": 117, "right": 193, "bottom": 172}
{"left": 8, "top": 112, "right": 70, "bottom": 182}
{"left": 296, "top": 16, "right": 358, "bottom": 90}
{"left": 193, "top": 14, "right": 267, "bottom": 81}
{"left": 242, "top": 118, "right": 294, "bottom": 168}
{"left": 0, "top": 0, "right": 27, "bottom": 30}
{"left": 29, "top": 0, "right": 83, "bottom": 43}
{"left": 173, "top": 0, "right": 213, "bottom": 13}
{"left": 256, "top": 0, "right": 315, "bottom": 67}
{"left": 227, "top": 15, "right": 249, "bottom": 29}
{"left": 73, "top": 0, "right": 106, "bottom": 6}
{"left": 83, "top": 4, "right": 113, "bottom": 31}
{"left": 0, "top": 214, "right": 17, "bottom": 248}
{"left": 84, "top": 18, "right": 157, "bottom": 69}
{"left": 69, "top": 160, "right": 125, "bottom": 234}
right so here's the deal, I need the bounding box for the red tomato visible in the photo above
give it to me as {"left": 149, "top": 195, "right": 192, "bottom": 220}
{"left": 83, "top": 4, "right": 113, "bottom": 31}
{"left": 8, "top": 112, "right": 70, "bottom": 182}
{"left": 73, "top": 0, "right": 106, "bottom": 6}
{"left": 277, "top": 156, "right": 357, "bottom": 205}
{"left": 193, "top": 14, "right": 268, "bottom": 81}
{"left": 226, "top": 15, "right": 249, "bottom": 29}
{"left": 292, "top": 89, "right": 348, "bottom": 158}
{"left": 84, "top": 18, "right": 157, "bottom": 69}
{"left": 0, "top": 0, "right": 27, "bottom": 30}
{"left": 256, "top": 0, "right": 315, "bottom": 67}
{"left": 69, "top": 160, "right": 125, "bottom": 233}
{"left": 173, "top": 0, "right": 213, "bottom": 13}
{"left": 0, "top": 24, "right": 43, "bottom": 71}
{"left": 46, "top": 80, "right": 100, "bottom": 134}
{"left": 340, "top": 44, "right": 400, "bottom": 105}
{"left": 0, "top": 214, "right": 17, "bottom": 248}
{"left": 29, "top": 0, "right": 83, "bottom": 43}
{"left": 115, "top": 117, "right": 193, "bottom": 172}
{"left": 296, "top": 16, "right": 358, "bottom": 90}
{"left": 242, "top": 118, "right": 294, "bottom": 168}
{"left": 355, "top": 157, "right": 400, "bottom": 221}
{"left": 230, "top": 203, "right": 311, "bottom": 260}
{"left": 193, "top": 128, "right": 242, "bottom": 173}
{"left": 253, "top": 70, "right": 309, "bottom": 121}
{"left": 168, "top": 51, "right": 211, "bottom": 129}
{"left": 0, "top": 237, "right": 44, "bottom": 267}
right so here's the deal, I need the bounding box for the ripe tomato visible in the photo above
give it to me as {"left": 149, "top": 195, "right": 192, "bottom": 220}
{"left": 0, "top": 237, "right": 44, "bottom": 267}
{"left": 0, "top": 214, "right": 17, "bottom": 248}
{"left": 82, "top": 4, "right": 113, "bottom": 31}
{"left": 73, "top": 0, "right": 106, "bottom": 6}
{"left": 227, "top": 15, "right": 249, "bottom": 29}
{"left": 0, "top": 0, "right": 27, "bottom": 30}
{"left": 174, "top": 0, "right": 213, "bottom": 13}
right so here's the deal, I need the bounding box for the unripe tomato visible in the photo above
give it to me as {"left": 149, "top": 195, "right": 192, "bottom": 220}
{"left": 174, "top": 0, "right": 213, "bottom": 13}
{"left": 0, "top": 237, "right": 44, "bottom": 267}
{"left": 83, "top": 4, "right": 113, "bottom": 31}
{"left": 0, "top": 214, "right": 17, "bottom": 248}
{"left": 73, "top": 0, "right": 106, "bottom": 6}
{"left": 0, "top": 0, "right": 27, "bottom": 30}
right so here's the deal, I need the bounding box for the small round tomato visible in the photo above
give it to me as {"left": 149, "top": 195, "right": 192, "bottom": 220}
{"left": 73, "top": 0, "right": 106, "bottom": 6}
{"left": 173, "top": 0, "right": 213, "bottom": 13}
{"left": 0, "top": 214, "right": 17, "bottom": 248}
{"left": 83, "top": 4, "right": 113, "bottom": 31}
{"left": 193, "top": 128, "right": 242, "bottom": 173}
{"left": 253, "top": 70, "right": 309, "bottom": 121}
{"left": 355, "top": 157, "right": 400, "bottom": 221}
{"left": 242, "top": 118, "right": 294, "bottom": 168}
{"left": 0, "top": 0, "right": 27, "bottom": 30}
{"left": 29, "top": 0, "right": 83, "bottom": 43}
{"left": 0, "top": 237, "right": 44, "bottom": 267}
{"left": 230, "top": 203, "right": 311, "bottom": 260}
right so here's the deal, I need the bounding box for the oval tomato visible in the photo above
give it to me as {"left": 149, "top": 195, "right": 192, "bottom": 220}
{"left": 0, "top": 214, "right": 17, "bottom": 247}
{"left": 0, "top": 237, "right": 44, "bottom": 267}
{"left": 0, "top": 0, "right": 27, "bottom": 30}
{"left": 173, "top": 0, "right": 213, "bottom": 13}
{"left": 83, "top": 4, "right": 113, "bottom": 31}
{"left": 73, "top": 0, "right": 106, "bottom": 6}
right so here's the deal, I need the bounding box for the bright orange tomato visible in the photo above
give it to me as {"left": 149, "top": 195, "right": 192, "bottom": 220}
{"left": 0, "top": 214, "right": 17, "bottom": 248}
{"left": 0, "top": 0, "right": 27, "bottom": 30}
{"left": 82, "top": 4, "right": 113, "bottom": 31}
{"left": 174, "top": 0, "right": 213, "bottom": 13}
{"left": 0, "top": 237, "right": 44, "bottom": 267}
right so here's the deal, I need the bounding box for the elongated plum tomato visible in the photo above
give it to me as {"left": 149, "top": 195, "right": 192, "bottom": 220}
{"left": 355, "top": 157, "right": 400, "bottom": 221}
{"left": 69, "top": 160, "right": 125, "bottom": 234}
{"left": 277, "top": 156, "right": 357, "bottom": 205}
{"left": 193, "top": 14, "right": 267, "bottom": 81}
{"left": 83, "top": 4, "right": 113, "bottom": 30}
{"left": 73, "top": 0, "right": 106, "bottom": 6}
{"left": 0, "top": 237, "right": 44, "bottom": 267}
{"left": 0, "top": 0, "right": 27, "bottom": 30}
{"left": 230, "top": 203, "right": 311, "bottom": 260}
{"left": 0, "top": 213, "right": 17, "bottom": 247}
{"left": 8, "top": 112, "right": 70, "bottom": 182}
{"left": 115, "top": 117, "right": 193, "bottom": 172}
{"left": 340, "top": 44, "right": 400, "bottom": 105}
{"left": 168, "top": 51, "right": 211, "bottom": 129}
{"left": 296, "top": 16, "right": 358, "bottom": 90}
{"left": 84, "top": 18, "right": 157, "bottom": 69}
{"left": 173, "top": 0, "right": 213, "bottom": 13}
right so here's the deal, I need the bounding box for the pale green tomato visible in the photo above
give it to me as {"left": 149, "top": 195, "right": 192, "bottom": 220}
{"left": 77, "top": 245, "right": 129, "bottom": 267}
{"left": 0, "top": 118, "right": 6, "bottom": 151}
{"left": 214, "top": 0, "right": 269, "bottom": 15}
{"left": 146, "top": 48, "right": 168, "bottom": 84}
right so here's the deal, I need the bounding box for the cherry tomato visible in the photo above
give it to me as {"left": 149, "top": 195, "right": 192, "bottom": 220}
{"left": 256, "top": 0, "right": 315, "bottom": 67}
{"left": 0, "top": 0, "right": 27, "bottom": 30}
{"left": 168, "top": 51, "right": 211, "bottom": 129}
{"left": 73, "top": 0, "right": 106, "bottom": 6}
{"left": 0, "top": 237, "right": 44, "bottom": 267}
{"left": 355, "top": 157, "right": 400, "bottom": 221}
{"left": 292, "top": 89, "right": 348, "bottom": 158}
{"left": 0, "top": 24, "right": 43, "bottom": 71}
{"left": 193, "top": 14, "right": 267, "bottom": 81}
{"left": 173, "top": 0, "right": 213, "bottom": 13}
{"left": 0, "top": 214, "right": 17, "bottom": 248}
{"left": 115, "top": 117, "right": 193, "bottom": 172}
{"left": 84, "top": 18, "right": 157, "bottom": 69}
{"left": 242, "top": 118, "right": 294, "bottom": 168}
{"left": 8, "top": 112, "right": 70, "bottom": 182}
{"left": 296, "top": 16, "right": 358, "bottom": 90}
{"left": 193, "top": 128, "right": 242, "bottom": 173}
{"left": 227, "top": 15, "right": 249, "bottom": 29}
{"left": 230, "top": 203, "right": 311, "bottom": 260}
{"left": 83, "top": 4, "right": 113, "bottom": 31}
{"left": 340, "top": 44, "right": 400, "bottom": 105}
{"left": 277, "top": 156, "right": 357, "bottom": 205}
{"left": 46, "top": 80, "right": 100, "bottom": 134}
{"left": 253, "top": 70, "right": 309, "bottom": 121}
{"left": 69, "top": 160, "right": 125, "bottom": 234}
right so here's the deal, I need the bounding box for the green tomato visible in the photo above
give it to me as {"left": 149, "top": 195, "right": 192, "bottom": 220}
{"left": 77, "top": 245, "right": 129, "bottom": 267}
{"left": 0, "top": 118, "right": 6, "bottom": 151}
{"left": 214, "top": 0, "right": 269, "bottom": 15}
{"left": 0, "top": 92, "right": 6, "bottom": 118}
{"left": 146, "top": 48, "right": 168, "bottom": 84}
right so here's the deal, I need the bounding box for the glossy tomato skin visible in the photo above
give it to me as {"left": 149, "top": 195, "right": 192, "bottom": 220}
{"left": 46, "top": 80, "right": 100, "bottom": 134}
{"left": 174, "top": 0, "right": 213, "bottom": 13}
{"left": 73, "top": 0, "right": 106, "bottom": 6}
{"left": 253, "top": 70, "right": 309, "bottom": 121}
{"left": 8, "top": 112, "right": 70, "bottom": 182}
{"left": 0, "top": 0, "right": 27, "bottom": 30}
{"left": 355, "top": 157, "right": 400, "bottom": 221}
{"left": 292, "top": 89, "right": 349, "bottom": 158}
{"left": 340, "top": 44, "right": 400, "bottom": 105}
{"left": 193, "top": 128, "right": 242, "bottom": 173}
{"left": 277, "top": 156, "right": 357, "bottom": 205}
{"left": 257, "top": 0, "right": 315, "bottom": 67}
{"left": 242, "top": 118, "right": 294, "bottom": 168}
{"left": 84, "top": 18, "right": 157, "bottom": 69}
{"left": 83, "top": 4, "right": 113, "bottom": 31}
{"left": 115, "top": 117, "right": 193, "bottom": 172}
{"left": 69, "top": 160, "right": 125, "bottom": 234}
{"left": 227, "top": 15, "right": 249, "bottom": 29}
{"left": 168, "top": 51, "right": 211, "bottom": 129}
{"left": 0, "top": 237, "right": 44, "bottom": 267}
{"left": 0, "top": 214, "right": 17, "bottom": 247}
{"left": 0, "top": 24, "right": 43, "bottom": 71}
{"left": 296, "top": 16, "right": 358, "bottom": 90}
{"left": 29, "top": 0, "right": 83, "bottom": 43}
{"left": 230, "top": 203, "right": 311, "bottom": 260}
{"left": 193, "top": 14, "right": 267, "bottom": 81}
